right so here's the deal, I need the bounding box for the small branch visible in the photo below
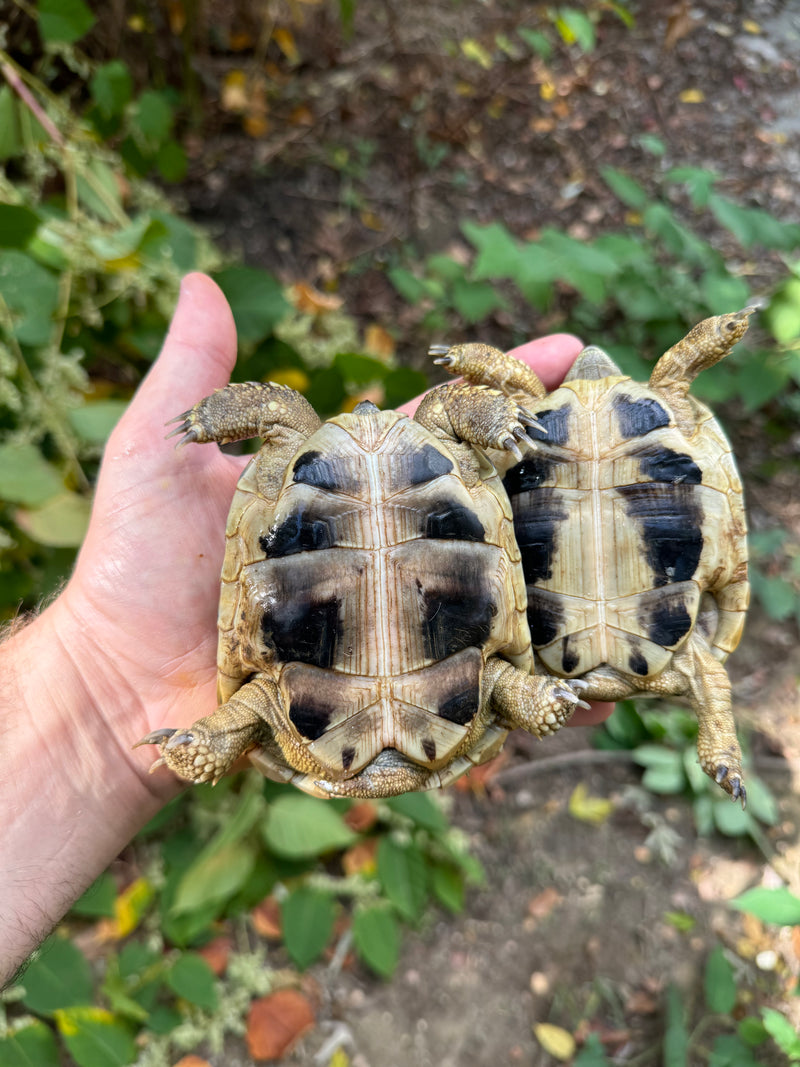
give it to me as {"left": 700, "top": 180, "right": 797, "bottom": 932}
{"left": 0, "top": 55, "right": 64, "bottom": 147}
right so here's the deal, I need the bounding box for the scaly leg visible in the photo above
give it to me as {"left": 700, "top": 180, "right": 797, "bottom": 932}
{"left": 167, "top": 381, "right": 321, "bottom": 447}
{"left": 430, "top": 342, "right": 546, "bottom": 400}
{"left": 135, "top": 675, "right": 279, "bottom": 784}
{"left": 483, "top": 657, "right": 590, "bottom": 737}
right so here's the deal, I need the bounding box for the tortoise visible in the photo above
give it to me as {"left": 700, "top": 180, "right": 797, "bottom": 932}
{"left": 137, "top": 374, "right": 589, "bottom": 798}
{"left": 432, "top": 309, "right": 753, "bottom": 805}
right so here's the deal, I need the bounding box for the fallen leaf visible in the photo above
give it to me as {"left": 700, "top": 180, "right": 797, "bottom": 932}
{"left": 664, "top": 1, "right": 694, "bottom": 49}
{"left": 221, "top": 70, "right": 249, "bottom": 113}
{"left": 251, "top": 897, "right": 282, "bottom": 940}
{"left": 453, "top": 750, "right": 510, "bottom": 793}
{"left": 173, "top": 1057, "right": 213, "bottom": 1067}
{"left": 246, "top": 989, "right": 315, "bottom": 1060}
{"left": 460, "top": 38, "right": 494, "bottom": 70}
{"left": 291, "top": 282, "right": 343, "bottom": 314}
{"left": 364, "top": 324, "right": 395, "bottom": 359}
{"left": 527, "top": 887, "right": 563, "bottom": 921}
{"left": 533, "top": 1022, "right": 575, "bottom": 1060}
{"left": 113, "top": 878, "right": 154, "bottom": 938}
{"left": 341, "top": 839, "right": 378, "bottom": 877}
{"left": 198, "top": 935, "right": 231, "bottom": 976}
{"left": 679, "top": 88, "right": 706, "bottom": 103}
{"left": 742, "top": 19, "right": 762, "bottom": 34}
{"left": 274, "top": 27, "right": 300, "bottom": 65}
{"left": 568, "top": 782, "right": 614, "bottom": 825}
{"left": 344, "top": 801, "right": 379, "bottom": 832}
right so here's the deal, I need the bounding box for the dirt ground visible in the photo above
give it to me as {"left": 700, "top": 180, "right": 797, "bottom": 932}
{"left": 180, "top": 1, "right": 800, "bottom": 1062}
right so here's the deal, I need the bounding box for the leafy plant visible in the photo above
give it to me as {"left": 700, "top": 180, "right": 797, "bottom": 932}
{"left": 1, "top": 775, "right": 482, "bottom": 1065}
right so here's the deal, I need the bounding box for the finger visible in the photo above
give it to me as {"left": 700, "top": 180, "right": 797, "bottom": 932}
{"left": 506, "top": 333, "right": 584, "bottom": 390}
{"left": 566, "top": 700, "right": 615, "bottom": 727}
{"left": 124, "top": 273, "right": 238, "bottom": 434}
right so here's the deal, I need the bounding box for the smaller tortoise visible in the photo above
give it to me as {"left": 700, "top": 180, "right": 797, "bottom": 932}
{"left": 137, "top": 372, "right": 589, "bottom": 798}
{"left": 433, "top": 309, "right": 753, "bottom": 805}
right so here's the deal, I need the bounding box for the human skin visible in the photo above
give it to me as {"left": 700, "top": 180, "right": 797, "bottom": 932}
{"left": 0, "top": 273, "right": 611, "bottom": 985}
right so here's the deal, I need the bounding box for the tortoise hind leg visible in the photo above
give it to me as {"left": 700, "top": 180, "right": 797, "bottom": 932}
{"left": 431, "top": 342, "right": 546, "bottom": 401}
{"left": 168, "top": 382, "right": 321, "bottom": 447}
{"left": 483, "top": 657, "right": 590, "bottom": 737}
{"left": 135, "top": 676, "right": 278, "bottom": 784}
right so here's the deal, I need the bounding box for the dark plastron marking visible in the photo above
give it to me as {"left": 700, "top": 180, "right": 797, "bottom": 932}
{"left": 425, "top": 500, "right": 486, "bottom": 542}
{"left": 561, "top": 635, "right": 579, "bottom": 674}
{"left": 504, "top": 454, "right": 555, "bottom": 495}
{"left": 628, "top": 648, "right": 649, "bottom": 675}
{"left": 618, "top": 483, "right": 703, "bottom": 588}
{"left": 341, "top": 745, "right": 356, "bottom": 770}
{"left": 262, "top": 594, "right": 340, "bottom": 668}
{"left": 509, "top": 487, "right": 569, "bottom": 583}
{"left": 261, "top": 507, "right": 334, "bottom": 557}
{"left": 638, "top": 445, "right": 702, "bottom": 485}
{"left": 289, "top": 692, "right": 335, "bottom": 740}
{"left": 438, "top": 681, "right": 480, "bottom": 725}
{"left": 393, "top": 443, "right": 454, "bottom": 489}
{"left": 614, "top": 393, "right": 670, "bottom": 438}
{"left": 422, "top": 738, "right": 437, "bottom": 762}
{"left": 648, "top": 598, "right": 693, "bottom": 648}
{"left": 417, "top": 568, "right": 496, "bottom": 661}
{"left": 525, "top": 589, "right": 564, "bottom": 648}
{"left": 292, "top": 449, "right": 361, "bottom": 494}
{"left": 523, "top": 405, "right": 571, "bottom": 445}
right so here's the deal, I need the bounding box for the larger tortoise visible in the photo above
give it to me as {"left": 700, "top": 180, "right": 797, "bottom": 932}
{"left": 137, "top": 374, "right": 588, "bottom": 798}
{"left": 433, "top": 309, "right": 753, "bottom": 804}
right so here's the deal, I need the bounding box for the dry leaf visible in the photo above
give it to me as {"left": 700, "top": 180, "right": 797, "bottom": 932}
{"left": 679, "top": 88, "right": 706, "bottom": 103}
{"left": 251, "top": 896, "right": 282, "bottom": 940}
{"left": 246, "top": 989, "right": 315, "bottom": 1060}
{"left": 173, "top": 1057, "right": 213, "bottom": 1067}
{"left": 527, "top": 887, "right": 563, "bottom": 921}
{"left": 364, "top": 324, "right": 395, "bottom": 359}
{"left": 664, "top": 1, "right": 694, "bottom": 50}
{"left": 568, "top": 782, "right": 614, "bottom": 825}
{"left": 533, "top": 1022, "right": 575, "bottom": 1060}
{"left": 291, "top": 282, "right": 343, "bottom": 314}
{"left": 742, "top": 19, "right": 762, "bottom": 34}
{"left": 341, "top": 839, "right": 378, "bottom": 877}
{"left": 221, "top": 71, "right": 248, "bottom": 113}
{"left": 167, "top": 0, "right": 185, "bottom": 34}
{"left": 344, "top": 801, "right": 379, "bottom": 832}
{"left": 274, "top": 27, "right": 300, "bottom": 65}
{"left": 453, "top": 750, "right": 509, "bottom": 793}
{"left": 197, "top": 934, "right": 231, "bottom": 976}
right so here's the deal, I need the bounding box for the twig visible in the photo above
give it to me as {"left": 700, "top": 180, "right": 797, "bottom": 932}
{"left": 0, "top": 55, "right": 63, "bottom": 147}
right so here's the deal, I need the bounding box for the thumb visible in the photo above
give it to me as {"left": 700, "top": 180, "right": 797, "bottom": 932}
{"left": 129, "top": 272, "right": 239, "bottom": 430}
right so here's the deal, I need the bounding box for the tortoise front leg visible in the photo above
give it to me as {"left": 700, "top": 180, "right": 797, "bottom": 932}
{"left": 483, "top": 657, "right": 590, "bottom": 737}
{"left": 430, "top": 342, "right": 546, "bottom": 401}
{"left": 135, "top": 675, "right": 278, "bottom": 784}
{"left": 168, "top": 382, "right": 321, "bottom": 447}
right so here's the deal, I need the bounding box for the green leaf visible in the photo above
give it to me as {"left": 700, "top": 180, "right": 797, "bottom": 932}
{"left": 156, "top": 140, "right": 188, "bottom": 183}
{"left": 263, "top": 794, "right": 357, "bottom": 858}
{"left": 377, "top": 837, "right": 428, "bottom": 921}
{"left": 384, "top": 792, "right": 448, "bottom": 832}
{"left": 0, "top": 443, "right": 63, "bottom": 505}
{"left": 132, "top": 90, "right": 174, "bottom": 147}
{"left": 764, "top": 277, "right": 800, "bottom": 343}
{"left": 54, "top": 1008, "right": 136, "bottom": 1067}
{"left": 731, "top": 886, "right": 800, "bottom": 926}
{"left": 600, "top": 166, "right": 649, "bottom": 210}
{"left": 739, "top": 774, "right": 779, "bottom": 827}
{"left": 761, "top": 1008, "right": 800, "bottom": 1056}
{"left": 281, "top": 887, "right": 335, "bottom": 969}
{"left": 463, "top": 220, "right": 521, "bottom": 280}
{"left": 334, "top": 351, "right": 389, "bottom": 385}
{"left": 663, "top": 985, "right": 689, "bottom": 1067}
{"left": 166, "top": 953, "right": 218, "bottom": 1011}
{"left": 573, "top": 1032, "right": 611, "bottom": 1066}
{"left": 71, "top": 871, "right": 117, "bottom": 918}
{"left": 451, "top": 278, "right": 506, "bottom": 323}
{"left": 38, "top": 0, "right": 96, "bottom": 43}
{"left": 555, "top": 8, "right": 596, "bottom": 51}
{"left": 171, "top": 839, "right": 258, "bottom": 916}
{"left": 382, "top": 366, "right": 428, "bottom": 408}
{"left": 699, "top": 272, "right": 752, "bottom": 316}
{"left": 387, "top": 267, "right": 429, "bottom": 304}
{"left": 712, "top": 797, "right": 752, "bottom": 837}
{"left": 140, "top": 210, "right": 198, "bottom": 271}
{"left": 0, "top": 249, "right": 59, "bottom": 345}
{"left": 737, "top": 1016, "right": 768, "bottom": 1046}
{"left": 68, "top": 400, "right": 128, "bottom": 445}
{"left": 431, "top": 863, "right": 465, "bottom": 912}
{"left": 517, "top": 28, "right": 553, "bottom": 60}
{"left": 20, "top": 935, "right": 93, "bottom": 1014}
{"left": 633, "top": 745, "right": 687, "bottom": 795}
{"left": 90, "top": 61, "right": 133, "bottom": 119}
{"left": 0, "top": 1020, "right": 60, "bottom": 1067}
{"left": 704, "top": 946, "right": 736, "bottom": 1013}
{"left": 352, "top": 904, "right": 401, "bottom": 978}
{"left": 214, "top": 266, "right": 288, "bottom": 344}
{"left": 0, "top": 86, "right": 21, "bottom": 161}
{"left": 16, "top": 492, "right": 91, "bottom": 547}
{"left": 709, "top": 1034, "right": 763, "bottom": 1067}
{"left": 638, "top": 133, "right": 666, "bottom": 157}
{"left": 750, "top": 570, "right": 796, "bottom": 622}
{"left": 75, "top": 160, "right": 123, "bottom": 223}
{"left": 664, "top": 165, "right": 718, "bottom": 207}
{"left": 0, "top": 205, "right": 40, "bottom": 249}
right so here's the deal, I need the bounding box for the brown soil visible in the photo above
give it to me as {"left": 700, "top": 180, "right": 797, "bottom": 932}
{"left": 181, "top": 2, "right": 800, "bottom": 1062}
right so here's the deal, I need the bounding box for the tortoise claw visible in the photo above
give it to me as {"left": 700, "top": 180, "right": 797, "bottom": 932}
{"left": 134, "top": 728, "right": 177, "bottom": 748}
{"left": 148, "top": 757, "right": 167, "bottom": 774}
{"left": 502, "top": 437, "right": 524, "bottom": 462}
{"left": 165, "top": 731, "right": 195, "bottom": 749}
{"left": 428, "top": 344, "right": 452, "bottom": 357}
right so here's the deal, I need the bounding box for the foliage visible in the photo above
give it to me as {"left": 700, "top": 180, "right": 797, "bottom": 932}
{"left": 595, "top": 701, "right": 779, "bottom": 848}
{"left": 1, "top": 774, "right": 482, "bottom": 1063}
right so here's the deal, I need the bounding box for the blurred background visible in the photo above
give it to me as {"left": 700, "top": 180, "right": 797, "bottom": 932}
{"left": 2, "top": 2, "right": 800, "bottom": 1065}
